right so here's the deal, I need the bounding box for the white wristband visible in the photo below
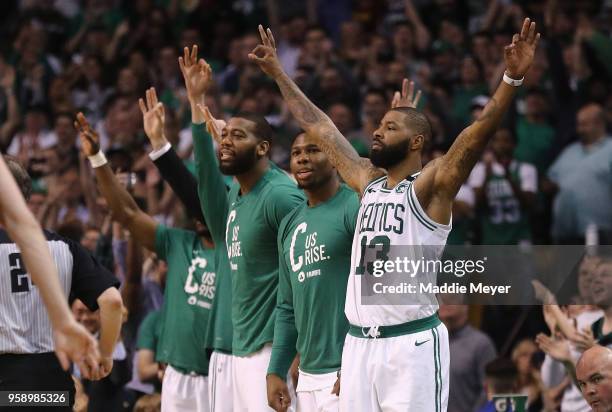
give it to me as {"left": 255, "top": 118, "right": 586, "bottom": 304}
{"left": 148, "top": 142, "right": 172, "bottom": 161}
{"left": 88, "top": 151, "right": 108, "bottom": 168}
{"left": 503, "top": 72, "right": 524, "bottom": 87}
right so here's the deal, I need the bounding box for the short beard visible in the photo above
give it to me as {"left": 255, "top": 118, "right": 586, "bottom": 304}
{"left": 369, "top": 139, "right": 411, "bottom": 169}
{"left": 218, "top": 150, "right": 259, "bottom": 175}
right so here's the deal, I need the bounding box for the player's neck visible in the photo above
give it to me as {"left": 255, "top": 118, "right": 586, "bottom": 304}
{"left": 386, "top": 156, "right": 422, "bottom": 188}
{"left": 236, "top": 159, "right": 269, "bottom": 195}
{"left": 306, "top": 177, "right": 340, "bottom": 207}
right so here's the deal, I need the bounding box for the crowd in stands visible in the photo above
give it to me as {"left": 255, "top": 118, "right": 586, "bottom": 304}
{"left": 1, "top": 0, "right": 611, "bottom": 411}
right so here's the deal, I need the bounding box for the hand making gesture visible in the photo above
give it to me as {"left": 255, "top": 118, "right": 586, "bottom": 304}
{"left": 391, "top": 78, "right": 422, "bottom": 109}
{"left": 248, "top": 25, "right": 284, "bottom": 80}
{"left": 503, "top": 17, "right": 540, "bottom": 79}
{"left": 139, "top": 87, "right": 168, "bottom": 150}
{"left": 74, "top": 112, "right": 101, "bottom": 156}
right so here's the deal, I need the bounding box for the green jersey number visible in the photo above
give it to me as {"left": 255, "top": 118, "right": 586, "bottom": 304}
{"left": 355, "top": 235, "right": 391, "bottom": 275}
{"left": 489, "top": 198, "right": 520, "bottom": 224}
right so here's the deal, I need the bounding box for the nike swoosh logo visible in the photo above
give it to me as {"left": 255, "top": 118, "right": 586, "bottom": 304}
{"left": 415, "top": 339, "right": 430, "bottom": 346}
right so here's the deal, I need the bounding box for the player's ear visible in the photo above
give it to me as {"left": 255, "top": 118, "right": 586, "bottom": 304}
{"left": 257, "top": 140, "right": 270, "bottom": 157}
{"left": 410, "top": 134, "right": 424, "bottom": 151}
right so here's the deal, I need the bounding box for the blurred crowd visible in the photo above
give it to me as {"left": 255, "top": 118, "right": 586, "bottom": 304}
{"left": 1, "top": 0, "right": 612, "bottom": 411}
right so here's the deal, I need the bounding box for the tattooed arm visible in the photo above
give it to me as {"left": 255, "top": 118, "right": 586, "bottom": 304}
{"left": 414, "top": 18, "right": 540, "bottom": 225}
{"left": 249, "top": 25, "right": 382, "bottom": 194}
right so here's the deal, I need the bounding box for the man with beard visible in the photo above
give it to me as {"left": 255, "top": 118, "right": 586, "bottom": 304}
{"left": 251, "top": 19, "right": 540, "bottom": 410}
{"left": 76, "top": 111, "right": 216, "bottom": 412}
{"left": 181, "top": 45, "right": 304, "bottom": 410}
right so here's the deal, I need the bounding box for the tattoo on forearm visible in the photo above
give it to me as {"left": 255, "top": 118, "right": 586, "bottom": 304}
{"left": 277, "top": 76, "right": 323, "bottom": 125}
{"left": 474, "top": 97, "right": 499, "bottom": 125}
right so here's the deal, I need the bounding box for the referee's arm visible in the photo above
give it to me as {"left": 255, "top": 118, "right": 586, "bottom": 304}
{"left": 68, "top": 235, "right": 123, "bottom": 380}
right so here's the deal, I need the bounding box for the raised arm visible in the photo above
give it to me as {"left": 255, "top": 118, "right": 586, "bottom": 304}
{"left": 140, "top": 87, "right": 207, "bottom": 224}
{"left": 179, "top": 45, "right": 231, "bottom": 244}
{"left": 416, "top": 18, "right": 540, "bottom": 222}
{"left": 249, "top": 25, "right": 381, "bottom": 194}
{"left": 75, "top": 113, "right": 158, "bottom": 252}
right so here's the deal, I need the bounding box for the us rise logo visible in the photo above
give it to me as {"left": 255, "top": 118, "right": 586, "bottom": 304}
{"left": 290, "top": 222, "right": 329, "bottom": 282}
{"left": 184, "top": 257, "right": 215, "bottom": 308}
{"left": 225, "top": 210, "right": 241, "bottom": 270}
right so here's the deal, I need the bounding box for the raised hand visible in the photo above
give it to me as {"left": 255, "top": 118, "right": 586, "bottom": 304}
{"left": 139, "top": 87, "right": 167, "bottom": 150}
{"left": 178, "top": 45, "right": 212, "bottom": 102}
{"left": 536, "top": 333, "right": 571, "bottom": 363}
{"left": 504, "top": 18, "right": 540, "bottom": 79}
{"left": 74, "top": 112, "right": 100, "bottom": 156}
{"left": 391, "top": 78, "right": 422, "bottom": 109}
{"left": 197, "top": 104, "right": 226, "bottom": 144}
{"left": 248, "top": 25, "right": 284, "bottom": 79}
{"left": 571, "top": 327, "right": 596, "bottom": 353}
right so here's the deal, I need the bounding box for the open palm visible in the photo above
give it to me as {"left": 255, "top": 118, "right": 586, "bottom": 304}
{"left": 504, "top": 18, "right": 540, "bottom": 79}
{"left": 139, "top": 87, "right": 166, "bottom": 147}
{"left": 178, "top": 45, "right": 212, "bottom": 100}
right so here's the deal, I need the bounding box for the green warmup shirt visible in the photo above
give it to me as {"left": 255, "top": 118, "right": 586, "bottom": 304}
{"left": 155, "top": 225, "right": 215, "bottom": 374}
{"left": 268, "top": 184, "right": 359, "bottom": 377}
{"left": 193, "top": 123, "right": 304, "bottom": 356}
{"left": 136, "top": 310, "right": 162, "bottom": 352}
{"left": 193, "top": 124, "right": 234, "bottom": 354}
{"left": 468, "top": 160, "right": 537, "bottom": 244}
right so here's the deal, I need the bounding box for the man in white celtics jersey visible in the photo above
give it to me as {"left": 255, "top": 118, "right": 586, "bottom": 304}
{"left": 251, "top": 20, "right": 540, "bottom": 410}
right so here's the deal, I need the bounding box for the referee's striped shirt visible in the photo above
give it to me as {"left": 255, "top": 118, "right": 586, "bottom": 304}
{"left": 0, "top": 228, "right": 119, "bottom": 354}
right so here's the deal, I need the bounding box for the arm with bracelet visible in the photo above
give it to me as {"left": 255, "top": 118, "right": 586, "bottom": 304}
{"left": 140, "top": 87, "right": 207, "bottom": 224}
{"left": 75, "top": 112, "right": 158, "bottom": 252}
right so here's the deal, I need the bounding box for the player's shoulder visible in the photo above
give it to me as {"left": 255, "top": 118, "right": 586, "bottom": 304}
{"left": 363, "top": 174, "right": 387, "bottom": 192}
{"left": 261, "top": 167, "right": 304, "bottom": 203}
{"left": 337, "top": 184, "right": 360, "bottom": 207}
{"left": 157, "top": 224, "right": 197, "bottom": 244}
{"left": 278, "top": 202, "right": 307, "bottom": 240}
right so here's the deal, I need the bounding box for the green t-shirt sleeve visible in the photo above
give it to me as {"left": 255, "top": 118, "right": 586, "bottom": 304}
{"left": 343, "top": 190, "right": 361, "bottom": 234}
{"left": 154, "top": 225, "right": 171, "bottom": 261}
{"left": 192, "top": 122, "right": 230, "bottom": 246}
{"left": 268, "top": 219, "right": 298, "bottom": 378}
{"left": 136, "top": 311, "right": 161, "bottom": 351}
{"left": 264, "top": 185, "right": 304, "bottom": 231}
